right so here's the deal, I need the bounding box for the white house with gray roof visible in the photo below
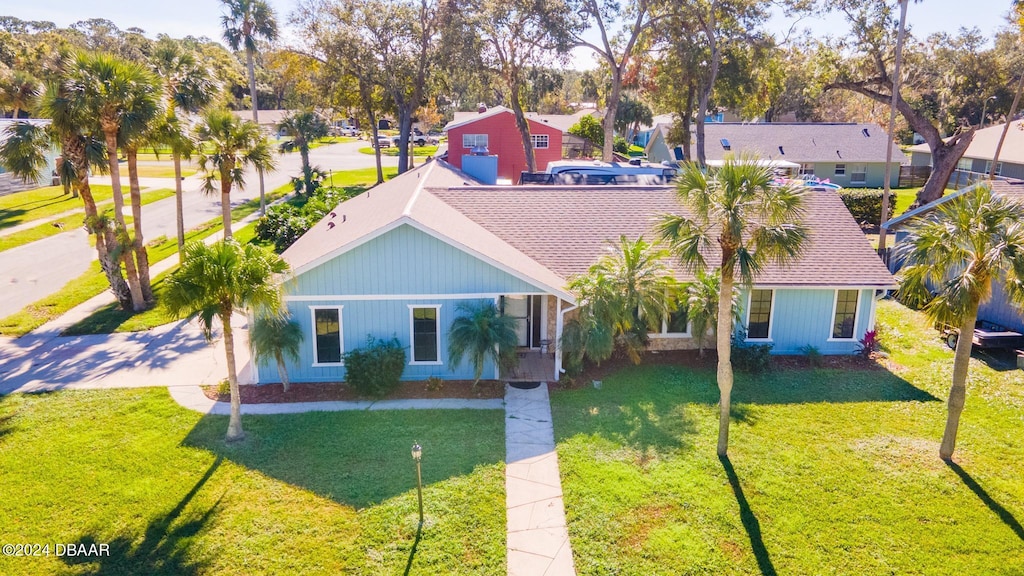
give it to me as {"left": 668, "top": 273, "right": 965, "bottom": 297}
{"left": 645, "top": 122, "right": 906, "bottom": 188}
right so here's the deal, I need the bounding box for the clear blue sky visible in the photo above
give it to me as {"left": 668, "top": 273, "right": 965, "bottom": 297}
{"left": 4, "top": 0, "right": 1018, "bottom": 69}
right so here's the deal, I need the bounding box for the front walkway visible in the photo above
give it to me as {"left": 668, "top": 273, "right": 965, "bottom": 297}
{"left": 505, "top": 383, "right": 576, "bottom": 576}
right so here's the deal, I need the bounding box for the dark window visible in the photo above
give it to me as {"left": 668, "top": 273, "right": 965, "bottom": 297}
{"left": 314, "top": 308, "right": 342, "bottom": 364}
{"left": 412, "top": 307, "right": 439, "bottom": 362}
{"left": 747, "top": 290, "right": 772, "bottom": 339}
{"left": 667, "top": 307, "right": 689, "bottom": 333}
{"left": 832, "top": 290, "right": 859, "bottom": 339}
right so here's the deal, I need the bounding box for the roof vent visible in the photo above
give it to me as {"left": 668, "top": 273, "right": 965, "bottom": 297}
{"left": 327, "top": 221, "right": 335, "bottom": 230}
{"left": 329, "top": 211, "right": 336, "bottom": 218}
{"left": 778, "top": 146, "right": 784, "bottom": 155}
{"left": 477, "top": 103, "right": 487, "bottom": 113}
{"left": 720, "top": 138, "right": 731, "bottom": 150}
{"left": 837, "top": 150, "right": 842, "bottom": 158}
{"left": 862, "top": 128, "right": 870, "bottom": 137}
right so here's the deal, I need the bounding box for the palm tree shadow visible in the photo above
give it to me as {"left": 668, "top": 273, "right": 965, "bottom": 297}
{"left": 720, "top": 455, "right": 777, "bottom": 576}
{"left": 945, "top": 461, "right": 1024, "bottom": 542}
{"left": 62, "top": 456, "right": 224, "bottom": 575}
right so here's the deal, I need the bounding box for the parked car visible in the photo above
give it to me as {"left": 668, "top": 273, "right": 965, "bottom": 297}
{"left": 373, "top": 135, "right": 392, "bottom": 148}
{"left": 391, "top": 129, "right": 440, "bottom": 147}
{"left": 339, "top": 126, "right": 360, "bottom": 137}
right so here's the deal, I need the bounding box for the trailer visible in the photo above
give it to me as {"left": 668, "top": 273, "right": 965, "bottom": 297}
{"left": 941, "top": 320, "right": 1024, "bottom": 350}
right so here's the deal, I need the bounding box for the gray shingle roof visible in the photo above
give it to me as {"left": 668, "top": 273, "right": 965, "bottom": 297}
{"left": 657, "top": 122, "right": 906, "bottom": 164}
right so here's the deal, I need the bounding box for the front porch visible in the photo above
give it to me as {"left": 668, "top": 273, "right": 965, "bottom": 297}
{"left": 503, "top": 350, "right": 556, "bottom": 382}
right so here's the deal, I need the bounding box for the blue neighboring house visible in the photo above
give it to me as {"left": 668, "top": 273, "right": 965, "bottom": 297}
{"left": 255, "top": 160, "right": 896, "bottom": 384}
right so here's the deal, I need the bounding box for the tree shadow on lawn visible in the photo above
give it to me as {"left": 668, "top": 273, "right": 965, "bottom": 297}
{"left": 0, "top": 206, "right": 27, "bottom": 229}
{"left": 720, "top": 455, "right": 777, "bottom": 576}
{"left": 181, "top": 409, "right": 504, "bottom": 510}
{"left": 945, "top": 461, "right": 1024, "bottom": 543}
{"left": 62, "top": 456, "right": 224, "bottom": 576}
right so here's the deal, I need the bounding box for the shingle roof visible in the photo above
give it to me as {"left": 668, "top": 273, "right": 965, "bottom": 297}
{"left": 908, "top": 120, "right": 1024, "bottom": 165}
{"left": 655, "top": 122, "right": 906, "bottom": 164}
{"left": 445, "top": 106, "right": 598, "bottom": 134}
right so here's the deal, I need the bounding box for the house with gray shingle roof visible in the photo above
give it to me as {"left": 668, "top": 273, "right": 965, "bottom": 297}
{"left": 257, "top": 159, "right": 895, "bottom": 385}
{"left": 907, "top": 119, "right": 1024, "bottom": 181}
{"left": 645, "top": 123, "right": 906, "bottom": 188}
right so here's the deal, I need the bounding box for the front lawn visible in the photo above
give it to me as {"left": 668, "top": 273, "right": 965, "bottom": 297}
{"left": 0, "top": 185, "right": 113, "bottom": 230}
{"left": 551, "top": 299, "right": 1024, "bottom": 575}
{"left": 0, "top": 388, "right": 505, "bottom": 575}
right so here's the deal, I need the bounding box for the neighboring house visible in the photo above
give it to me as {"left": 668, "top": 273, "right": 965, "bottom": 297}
{"left": 256, "top": 159, "right": 895, "bottom": 384}
{"left": 645, "top": 122, "right": 905, "bottom": 188}
{"left": 230, "top": 109, "right": 300, "bottom": 138}
{"left": 882, "top": 178, "right": 1024, "bottom": 333}
{"left": 908, "top": 119, "right": 1024, "bottom": 182}
{"left": 0, "top": 119, "right": 59, "bottom": 195}
{"left": 443, "top": 105, "right": 564, "bottom": 182}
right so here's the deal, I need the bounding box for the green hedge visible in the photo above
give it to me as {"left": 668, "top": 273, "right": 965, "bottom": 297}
{"left": 839, "top": 189, "right": 896, "bottom": 225}
{"left": 343, "top": 336, "right": 406, "bottom": 398}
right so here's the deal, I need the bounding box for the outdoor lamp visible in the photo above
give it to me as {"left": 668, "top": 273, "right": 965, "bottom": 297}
{"left": 412, "top": 443, "right": 422, "bottom": 462}
{"left": 412, "top": 442, "right": 424, "bottom": 525}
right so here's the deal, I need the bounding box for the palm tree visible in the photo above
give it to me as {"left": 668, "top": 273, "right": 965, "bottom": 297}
{"left": 0, "top": 121, "right": 49, "bottom": 183}
{"left": 278, "top": 110, "right": 329, "bottom": 195}
{"left": 221, "top": 0, "right": 278, "bottom": 214}
{"left": 195, "top": 109, "right": 275, "bottom": 238}
{"left": 151, "top": 40, "right": 216, "bottom": 256}
{"left": 658, "top": 157, "right": 807, "bottom": 456}
{"left": 67, "top": 52, "right": 161, "bottom": 311}
{"left": 447, "top": 301, "right": 519, "bottom": 386}
{"left": 164, "top": 239, "right": 289, "bottom": 441}
{"left": 896, "top": 184, "right": 1024, "bottom": 460}
{"left": 0, "top": 70, "right": 40, "bottom": 119}
{"left": 249, "top": 314, "right": 303, "bottom": 392}
{"left": 989, "top": 1, "right": 1024, "bottom": 179}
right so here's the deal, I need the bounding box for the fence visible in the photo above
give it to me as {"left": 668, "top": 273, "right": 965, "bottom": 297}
{"left": 898, "top": 165, "right": 930, "bottom": 188}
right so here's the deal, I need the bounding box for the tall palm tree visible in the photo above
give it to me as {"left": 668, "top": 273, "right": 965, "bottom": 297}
{"left": 249, "top": 314, "right": 303, "bottom": 392}
{"left": 658, "top": 157, "right": 807, "bottom": 456}
{"left": 221, "top": 0, "right": 278, "bottom": 215}
{"left": 195, "top": 109, "right": 275, "bottom": 238}
{"left": 989, "top": 1, "right": 1024, "bottom": 179}
{"left": 277, "top": 110, "right": 329, "bottom": 195}
{"left": 448, "top": 301, "right": 519, "bottom": 386}
{"left": 0, "top": 70, "right": 40, "bottom": 119}
{"left": 164, "top": 239, "right": 289, "bottom": 441}
{"left": 151, "top": 40, "right": 216, "bottom": 256}
{"left": 67, "top": 52, "right": 161, "bottom": 311}
{"left": 896, "top": 184, "right": 1024, "bottom": 460}
{"left": 684, "top": 270, "right": 739, "bottom": 359}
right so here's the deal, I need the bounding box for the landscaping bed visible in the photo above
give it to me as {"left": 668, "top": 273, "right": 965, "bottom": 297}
{"left": 202, "top": 379, "right": 505, "bottom": 403}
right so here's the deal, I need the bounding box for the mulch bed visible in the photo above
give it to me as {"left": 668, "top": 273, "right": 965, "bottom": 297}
{"left": 202, "top": 380, "right": 505, "bottom": 404}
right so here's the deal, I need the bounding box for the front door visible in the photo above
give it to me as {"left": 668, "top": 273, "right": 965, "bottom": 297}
{"left": 502, "top": 295, "right": 544, "bottom": 348}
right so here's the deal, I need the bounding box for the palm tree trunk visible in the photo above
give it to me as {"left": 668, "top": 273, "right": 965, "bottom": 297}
{"left": 276, "top": 352, "right": 290, "bottom": 393}
{"left": 989, "top": 72, "right": 1024, "bottom": 179}
{"left": 716, "top": 272, "right": 735, "bottom": 456}
{"left": 939, "top": 306, "right": 978, "bottom": 460}
{"left": 246, "top": 47, "right": 266, "bottom": 216}
{"left": 222, "top": 308, "right": 245, "bottom": 441}
{"left": 103, "top": 129, "right": 145, "bottom": 311}
{"left": 173, "top": 151, "right": 185, "bottom": 257}
{"left": 126, "top": 147, "right": 153, "bottom": 304}
{"left": 221, "top": 165, "right": 233, "bottom": 239}
{"left": 79, "top": 177, "right": 133, "bottom": 309}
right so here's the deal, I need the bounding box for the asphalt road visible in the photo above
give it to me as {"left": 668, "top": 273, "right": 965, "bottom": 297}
{"left": 0, "top": 139, "right": 399, "bottom": 320}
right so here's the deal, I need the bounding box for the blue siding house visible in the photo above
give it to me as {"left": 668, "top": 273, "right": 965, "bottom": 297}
{"left": 257, "top": 160, "right": 895, "bottom": 384}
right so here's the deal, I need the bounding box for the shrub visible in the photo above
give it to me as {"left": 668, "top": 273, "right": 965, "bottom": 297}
{"left": 613, "top": 136, "right": 629, "bottom": 154}
{"left": 568, "top": 114, "right": 604, "bottom": 146}
{"left": 254, "top": 185, "right": 361, "bottom": 252}
{"left": 857, "top": 329, "right": 879, "bottom": 358}
{"left": 343, "top": 336, "right": 406, "bottom": 398}
{"left": 425, "top": 375, "right": 444, "bottom": 392}
{"left": 839, "top": 189, "right": 896, "bottom": 226}
{"left": 799, "top": 344, "right": 823, "bottom": 367}
{"left": 731, "top": 333, "right": 773, "bottom": 372}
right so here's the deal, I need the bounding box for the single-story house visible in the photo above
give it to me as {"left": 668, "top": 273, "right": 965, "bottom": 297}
{"left": 0, "top": 119, "right": 59, "bottom": 195}
{"left": 907, "top": 119, "right": 1024, "bottom": 181}
{"left": 255, "top": 159, "right": 896, "bottom": 384}
{"left": 645, "top": 122, "right": 905, "bottom": 188}
{"left": 882, "top": 178, "right": 1024, "bottom": 333}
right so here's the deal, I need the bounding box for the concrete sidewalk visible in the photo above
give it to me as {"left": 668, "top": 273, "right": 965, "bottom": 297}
{"left": 505, "top": 383, "right": 576, "bottom": 576}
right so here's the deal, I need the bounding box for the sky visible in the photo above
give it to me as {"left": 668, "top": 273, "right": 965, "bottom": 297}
{"left": 3, "top": 0, "right": 1019, "bottom": 70}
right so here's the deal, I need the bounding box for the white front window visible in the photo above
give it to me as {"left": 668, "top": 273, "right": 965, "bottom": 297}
{"left": 462, "top": 134, "right": 488, "bottom": 149}
{"left": 830, "top": 290, "right": 861, "bottom": 340}
{"left": 850, "top": 164, "right": 867, "bottom": 184}
{"left": 310, "top": 306, "right": 344, "bottom": 366}
{"left": 649, "top": 306, "right": 691, "bottom": 338}
{"left": 799, "top": 163, "right": 815, "bottom": 176}
{"left": 834, "top": 163, "right": 846, "bottom": 175}
{"left": 531, "top": 134, "right": 549, "bottom": 149}
{"left": 957, "top": 157, "right": 973, "bottom": 171}
{"left": 409, "top": 305, "right": 442, "bottom": 365}
{"left": 745, "top": 289, "right": 774, "bottom": 341}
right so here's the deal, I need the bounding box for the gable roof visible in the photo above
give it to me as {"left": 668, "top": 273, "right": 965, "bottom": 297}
{"left": 882, "top": 178, "right": 1024, "bottom": 231}
{"left": 650, "top": 122, "right": 905, "bottom": 164}
{"left": 286, "top": 160, "right": 896, "bottom": 293}
{"left": 445, "top": 106, "right": 596, "bottom": 134}
{"left": 907, "top": 120, "right": 1024, "bottom": 165}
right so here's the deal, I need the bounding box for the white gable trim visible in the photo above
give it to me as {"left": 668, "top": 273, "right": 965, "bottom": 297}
{"left": 290, "top": 217, "right": 408, "bottom": 278}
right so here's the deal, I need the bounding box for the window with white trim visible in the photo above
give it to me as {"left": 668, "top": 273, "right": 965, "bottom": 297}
{"left": 834, "top": 163, "right": 846, "bottom": 175}
{"left": 531, "top": 134, "right": 549, "bottom": 149}
{"left": 831, "top": 290, "right": 859, "bottom": 340}
{"left": 984, "top": 161, "right": 1003, "bottom": 176}
{"left": 410, "top": 305, "right": 441, "bottom": 364}
{"left": 462, "top": 134, "right": 488, "bottom": 149}
{"left": 648, "top": 306, "right": 690, "bottom": 336}
{"left": 799, "top": 163, "right": 815, "bottom": 176}
{"left": 850, "top": 164, "right": 867, "bottom": 184}
{"left": 311, "top": 307, "right": 344, "bottom": 365}
{"left": 746, "top": 289, "right": 773, "bottom": 340}
{"left": 957, "top": 157, "right": 973, "bottom": 172}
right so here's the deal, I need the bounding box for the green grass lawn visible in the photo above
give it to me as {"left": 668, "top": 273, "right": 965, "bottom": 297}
{"left": 0, "top": 189, "right": 176, "bottom": 254}
{"left": 324, "top": 167, "right": 398, "bottom": 187}
{"left": 0, "top": 388, "right": 505, "bottom": 575}
{"left": 358, "top": 146, "right": 438, "bottom": 157}
{"left": 0, "top": 185, "right": 114, "bottom": 231}
{"left": 130, "top": 165, "right": 198, "bottom": 179}
{"left": 551, "top": 299, "right": 1024, "bottom": 575}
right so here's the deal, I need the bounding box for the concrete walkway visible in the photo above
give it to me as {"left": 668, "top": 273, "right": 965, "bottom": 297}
{"left": 169, "top": 385, "right": 503, "bottom": 415}
{"left": 505, "top": 383, "right": 576, "bottom": 576}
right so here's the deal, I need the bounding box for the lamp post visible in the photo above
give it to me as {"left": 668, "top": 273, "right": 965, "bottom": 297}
{"left": 981, "top": 95, "right": 996, "bottom": 129}
{"left": 411, "top": 443, "right": 423, "bottom": 526}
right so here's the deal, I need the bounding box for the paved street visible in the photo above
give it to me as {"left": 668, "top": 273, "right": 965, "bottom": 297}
{"left": 0, "top": 139, "right": 398, "bottom": 319}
